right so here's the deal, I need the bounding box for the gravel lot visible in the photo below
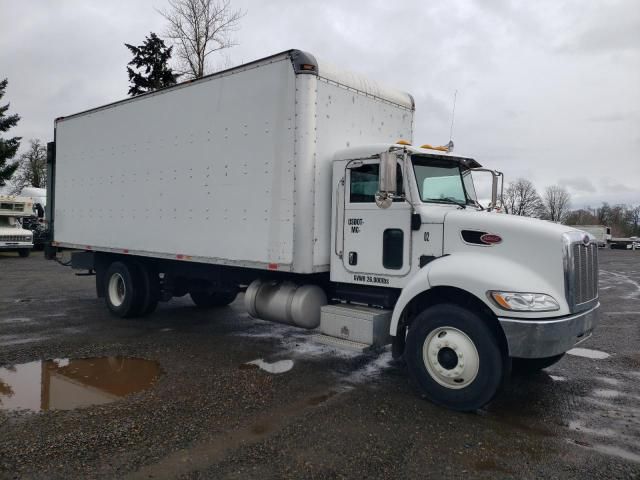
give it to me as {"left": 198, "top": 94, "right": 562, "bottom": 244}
{"left": 0, "top": 249, "right": 639, "bottom": 479}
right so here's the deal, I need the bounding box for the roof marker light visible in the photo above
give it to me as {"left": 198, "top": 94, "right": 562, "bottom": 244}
{"left": 420, "top": 144, "right": 450, "bottom": 152}
{"left": 396, "top": 139, "right": 411, "bottom": 145}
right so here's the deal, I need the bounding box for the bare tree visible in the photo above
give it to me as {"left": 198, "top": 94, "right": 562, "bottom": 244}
{"left": 159, "top": 0, "right": 245, "bottom": 79}
{"left": 503, "top": 178, "right": 545, "bottom": 217}
{"left": 629, "top": 205, "right": 640, "bottom": 236}
{"left": 10, "top": 139, "right": 47, "bottom": 194}
{"left": 543, "top": 185, "right": 571, "bottom": 222}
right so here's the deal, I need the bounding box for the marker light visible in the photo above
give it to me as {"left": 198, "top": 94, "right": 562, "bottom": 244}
{"left": 395, "top": 139, "right": 411, "bottom": 145}
{"left": 489, "top": 292, "right": 560, "bottom": 312}
{"left": 420, "top": 144, "right": 449, "bottom": 152}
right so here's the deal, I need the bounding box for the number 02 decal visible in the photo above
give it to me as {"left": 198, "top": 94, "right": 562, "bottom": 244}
{"left": 424, "top": 232, "right": 430, "bottom": 242}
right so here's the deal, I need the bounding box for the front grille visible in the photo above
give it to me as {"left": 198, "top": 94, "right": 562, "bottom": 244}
{"left": 0, "top": 235, "right": 32, "bottom": 242}
{"left": 564, "top": 231, "right": 599, "bottom": 312}
{"left": 572, "top": 242, "right": 598, "bottom": 306}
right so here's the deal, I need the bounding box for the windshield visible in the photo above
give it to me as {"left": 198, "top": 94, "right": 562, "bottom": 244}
{"left": 412, "top": 156, "right": 477, "bottom": 205}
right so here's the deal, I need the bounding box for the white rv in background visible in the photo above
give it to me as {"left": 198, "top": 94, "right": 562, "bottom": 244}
{"left": 46, "top": 50, "right": 599, "bottom": 411}
{"left": 0, "top": 195, "right": 34, "bottom": 257}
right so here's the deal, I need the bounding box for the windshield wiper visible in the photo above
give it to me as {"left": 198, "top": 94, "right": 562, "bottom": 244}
{"left": 424, "top": 198, "right": 467, "bottom": 208}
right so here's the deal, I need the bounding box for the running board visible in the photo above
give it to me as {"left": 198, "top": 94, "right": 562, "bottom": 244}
{"left": 312, "top": 334, "right": 371, "bottom": 352}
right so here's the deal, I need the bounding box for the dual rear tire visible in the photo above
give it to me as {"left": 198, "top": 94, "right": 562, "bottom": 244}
{"left": 104, "top": 260, "right": 159, "bottom": 318}
{"left": 103, "top": 259, "right": 237, "bottom": 318}
{"left": 189, "top": 290, "right": 237, "bottom": 307}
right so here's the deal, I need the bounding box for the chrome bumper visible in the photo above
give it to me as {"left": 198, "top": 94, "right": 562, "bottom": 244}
{"left": 0, "top": 243, "right": 33, "bottom": 250}
{"left": 498, "top": 303, "right": 600, "bottom": 359}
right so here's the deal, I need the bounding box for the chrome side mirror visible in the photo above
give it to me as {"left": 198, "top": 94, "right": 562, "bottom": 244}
{"left": 376, "top": 152, "right": 397, "bottom": 209}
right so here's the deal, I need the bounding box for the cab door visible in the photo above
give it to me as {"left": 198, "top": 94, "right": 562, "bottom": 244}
{"left": 342, "top": 159, "right": 412, "bottom": 278}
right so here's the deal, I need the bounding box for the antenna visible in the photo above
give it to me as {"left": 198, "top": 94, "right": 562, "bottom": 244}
{"left": 448, "top": 90, "right": 458, "bottom": 143}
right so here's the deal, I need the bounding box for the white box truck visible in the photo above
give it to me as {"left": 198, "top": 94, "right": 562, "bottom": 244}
{"left": 46, "top": 50, "right": 600, "bottom": 410}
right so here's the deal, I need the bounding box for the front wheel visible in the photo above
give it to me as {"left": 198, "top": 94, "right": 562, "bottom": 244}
{"left": 18, "top": 249, "right": 31, "bottom": 258}
{"left": 405, "top": 304, "right": 509, "bottom": 411}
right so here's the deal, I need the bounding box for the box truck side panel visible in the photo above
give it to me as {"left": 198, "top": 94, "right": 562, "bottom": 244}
{"left": 311, "top": 76, "right": 414, "bottom": 269}
{"left": 55, "top": 57, "right": 297, "bottom": 269}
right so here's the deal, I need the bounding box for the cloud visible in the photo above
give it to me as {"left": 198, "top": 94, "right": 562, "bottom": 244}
{"left": 559, "top": 177, "right": 597, "bottom": 193}
{"left": 555, "top": 0, "right": 640, "bottom": 54}
{"left": 0, "top": 0, "right": 637, "bottom": 207}
{"left": 599, "top": 177, "right": 636, "bottom": 194}
{"left": 589, "top": 112, "right": 637, "bottom": 123}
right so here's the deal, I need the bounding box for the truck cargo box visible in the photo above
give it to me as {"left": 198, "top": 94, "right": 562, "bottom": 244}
{"left": 52, "top": 49, "right": 413, "bottom": 273}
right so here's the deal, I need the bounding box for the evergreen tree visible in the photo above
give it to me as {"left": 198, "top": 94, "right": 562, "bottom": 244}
{"left": 0, "top": 78, "right": 21, "bottom": 187}
{"left": 125, "top": 32, "right": 178, "bottom": 96}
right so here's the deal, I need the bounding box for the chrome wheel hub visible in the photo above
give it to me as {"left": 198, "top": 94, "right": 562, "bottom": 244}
{"left": 422, "top": 327, "right": 480, "bottom": 389}
{"left": 108, "top": 273, "right": 126, "bottom": 307}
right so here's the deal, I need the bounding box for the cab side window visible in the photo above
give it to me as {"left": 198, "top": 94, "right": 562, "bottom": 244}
{"left": 349, "top": 163, "right": 403, "bottom": 203}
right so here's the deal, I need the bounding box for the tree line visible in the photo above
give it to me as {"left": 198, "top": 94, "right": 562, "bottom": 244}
{"left": 0, "top": 0, "right": 244, "bottom": 194}
{"left": 502, "top": 177, "right": 639, "bottom": 237}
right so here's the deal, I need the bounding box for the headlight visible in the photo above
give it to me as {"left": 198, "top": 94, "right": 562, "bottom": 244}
{"left": 488, "top": 291, "right": 560, "bottom": 312}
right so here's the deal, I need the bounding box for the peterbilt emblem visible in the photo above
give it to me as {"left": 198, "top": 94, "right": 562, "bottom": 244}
{"left": 582, "top": 235, "right": 590, "bottom": 246}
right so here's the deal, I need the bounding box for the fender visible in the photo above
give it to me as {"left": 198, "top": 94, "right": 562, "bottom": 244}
{"left": 390, "top": 252, "right": 568, "bottom": 336}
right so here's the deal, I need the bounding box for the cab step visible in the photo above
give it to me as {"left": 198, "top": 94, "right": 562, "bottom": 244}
{"left": 314, "top": 304, "right": 392, "bottom": 351}
{"left": 312, "top": 334, "right": 371, "bottom": 352}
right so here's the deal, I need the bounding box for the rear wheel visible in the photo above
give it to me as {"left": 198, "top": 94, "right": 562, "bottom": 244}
{"left": 104, "top": 261, "right": 144, "bottom": 318}
{"left": 190, "top": 290, "right": 238, "bottom": 308}
{"left": 405, "top": 304, "right": 508, "bottom": 411}
{"left": 512, "top": 354, "right": 565, "bottom": 374}
{"left": 130, "top": 260, "right": 160, "bottom": 316}
{"left": 18, "top": 249, "right": 30, "bottom": 258}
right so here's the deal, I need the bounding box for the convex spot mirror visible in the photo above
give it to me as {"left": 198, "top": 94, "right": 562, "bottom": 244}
{"left": 376, "top": 151, "right": 397, "bottom": 209}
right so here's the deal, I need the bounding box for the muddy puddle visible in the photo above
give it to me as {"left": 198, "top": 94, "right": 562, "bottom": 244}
{"left": 0, "top": 357, "right": 161, "bottom": 412}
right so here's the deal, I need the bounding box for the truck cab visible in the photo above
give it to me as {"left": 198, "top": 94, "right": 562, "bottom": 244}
{"left": 0, "top": 195, "right": 35, "bottom": 257}
{"left": 328, "top": 143, "right": 599, "bottom": 409}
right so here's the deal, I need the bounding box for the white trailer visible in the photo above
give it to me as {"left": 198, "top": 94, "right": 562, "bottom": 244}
{"left": 47, "top": 50, "right": 600, "bottom": 411}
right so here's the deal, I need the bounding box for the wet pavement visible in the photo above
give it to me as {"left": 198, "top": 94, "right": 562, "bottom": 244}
{"left": 0, "top": 249, "right": 638, "bottom": 479}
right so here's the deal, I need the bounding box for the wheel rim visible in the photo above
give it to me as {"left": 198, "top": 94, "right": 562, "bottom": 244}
{"left": 108, "top": 273, "right": 126, "bottom": 307}
{"left": 422, "top": 327, "right": 479, "bottom": 389}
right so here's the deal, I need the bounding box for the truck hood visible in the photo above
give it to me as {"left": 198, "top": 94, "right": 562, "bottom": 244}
{"left": 0, "top": 225, "right": 32, "bottom": 236}
{"left": 437, "top": 209, "right": 582, "bottom": 314}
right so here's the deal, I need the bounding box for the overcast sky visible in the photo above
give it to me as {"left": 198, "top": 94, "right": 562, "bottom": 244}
{"left": 1, "top": 0, "right": 638, "bottom": 207}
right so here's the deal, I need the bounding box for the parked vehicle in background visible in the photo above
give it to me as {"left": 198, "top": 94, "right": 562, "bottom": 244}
{"left": 18, "top": 187, "right": 48, "bottom": 249}
{"left": 573, "top": 225, "right": 611, "bottom": 248}
{"left": 0, "top": 195, "right": 34, "bottom": 257}
{"left": 46, "top": 49, "right": 600, "bottom": 411}
{"left": 610, "top": 238, "right": 639, "bottom": 250}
